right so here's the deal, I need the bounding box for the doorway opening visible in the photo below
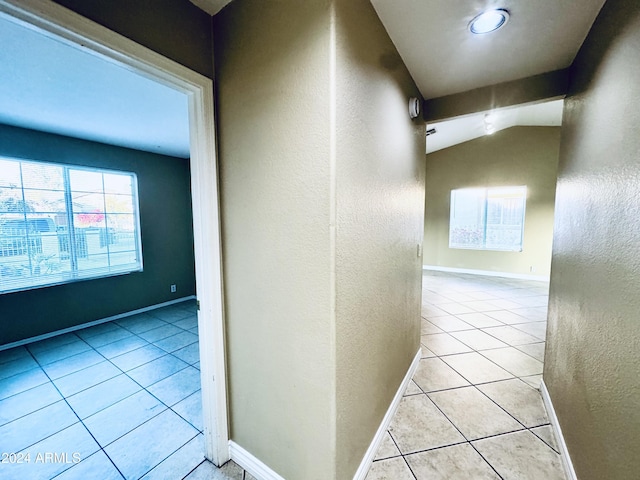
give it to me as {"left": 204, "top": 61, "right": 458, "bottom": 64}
{"left": 0, "top": 0, "right": 229, "bottom": 468}
{"left": 422, "top": 98, "right": 564, "bottom": 375}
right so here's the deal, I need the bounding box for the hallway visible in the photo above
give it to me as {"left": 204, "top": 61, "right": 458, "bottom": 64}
{"left": 367, "top": 271, "right": 565, "bottom": 480}
{"left": 0, "top": 271, "right": 591, "bottom": 479}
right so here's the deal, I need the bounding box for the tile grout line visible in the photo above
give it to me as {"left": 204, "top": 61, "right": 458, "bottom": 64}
{"left": 78, "top": 318, "right": 203, "bottom": 476}
{"left": 89, "top": 315, "right": 206, "bottom": 444}
{"left": 424, "top": 318, "right": 551, "bottom": 440}
{"left": 400, "top": 274, "right": 555, "bottom": 480}
{"left": 23, "top": 309, "right": 195, "bottom": 375}
{"left": 133, "top": 430, "right": 202, "bottom": 479}
{"left": 32, "top": 316, "right": 199, "bottom": 456}
{"left": 401, "top": 453, "right": 419, "bottom": 480}
{"left": 467, "top": 439, "right": 505, "bottom": 480}
{"left": 471, "top": 379, "right": 554, "bottom": 434}
{"left": 94, "top": 347, "right": 198, "bottom": 433}
{"left": 23, "top": 343, "right": 128, "bottom": 480}
{"left": 49, "top": 315, "right": 203, "bottom": 431}
{"left": 1, "top": 303, "right": 204, "bottom": 479}
{"left": 75, "top": 356, "right": 199, "bottom": 479}
{"left": 421, "top": 319, "right": 543, "bottom": 377}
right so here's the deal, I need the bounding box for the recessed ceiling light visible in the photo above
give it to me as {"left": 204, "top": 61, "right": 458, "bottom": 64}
{"left": 469, "top": 9, "right": 510, "bottom": 35}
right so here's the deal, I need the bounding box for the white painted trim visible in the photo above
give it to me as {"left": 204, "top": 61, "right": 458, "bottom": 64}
{"left": 0, "top": 297, "right": 196, "bottom": 351}
{"left": 0, "top": 0, "right": 229, "bottom": 466}
{"left": 540, "top": 379, "right": 578, "bottom": 480}
{"left": 229, "top": 349, "right": 421, "bottom": 480}
{"left": 229, "top": 348, "right": 422, "bottom": 480}
{"left": 229, "top": 441, "right": 286, "bottom": 480}
{"left": 230, "top": 348, "right": 421, "bottom": 480}
{"left": 353, "top": 348, "right": 422, "bottom": 480}
{"left": 186, "top": 41, "right": 230, "bottom": 469}
{"left": 423, "top": 265, "right": 549, "bottom": 282}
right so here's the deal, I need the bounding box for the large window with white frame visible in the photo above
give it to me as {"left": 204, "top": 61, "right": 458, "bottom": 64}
{"left": 0, "top": 157, "right": 142, "bottom": 293}
{"left": 449, "top": 186, "right": 527, "bottom": 251}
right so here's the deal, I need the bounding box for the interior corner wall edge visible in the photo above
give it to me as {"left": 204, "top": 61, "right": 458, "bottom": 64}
{"left": 214, "top": 0, "right": 425, "bottom": 478}
{"left": 52, "top": 0, "right": 214, "bottom": 78}
{"left": 0, "top": 124, "right": 196, "bottom": 346}
{"left": 423, "top": 126, "right": 561, "bottom": 277}
{"left": 213, "top": 1, "right": 335, "bottom": 478}
{"left": 544, "top": 0, "right": 640, "bottom": 478}
{"left": 333, "top": 0, "right": 424, "bottom": 477}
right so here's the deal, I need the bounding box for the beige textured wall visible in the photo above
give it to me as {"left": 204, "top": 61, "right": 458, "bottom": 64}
{"left": 334, "top": 0, "right": 424, "bottom": 477}
{"left": 214, "top": 0, "right": 424, "bottom": 478}
{"left": 545, "top": 1, "right": 640, "bottom": 478}
{"left": 214, "top": 2, "right": 334, "bottom": 478}
{"left": 423, "top": 126, "right": 561, "bottom": 277}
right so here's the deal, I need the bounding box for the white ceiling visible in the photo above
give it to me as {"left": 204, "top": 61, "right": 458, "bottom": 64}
{"left": 0, "top": 14, "right": 190, "bottom": 159}
{"left": 370, "top": 0, "right": 607, "bottom": 99}
{"left": 426, "top": 100, "right": 564, "bottom": 154}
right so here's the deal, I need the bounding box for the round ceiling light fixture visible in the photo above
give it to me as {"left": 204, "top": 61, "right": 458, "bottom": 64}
{"left": 469, "top": 9, "right": 510, "bottom": 35}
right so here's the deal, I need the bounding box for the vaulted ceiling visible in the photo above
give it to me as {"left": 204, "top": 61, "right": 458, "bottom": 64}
{"left": 194, "top": 1, "right": 604, "bottom": 152}
{"left": 0, "top": 1, "right": 608, "bottom": 158}
{"left": 370, "top": 0, "right": 607, "bottom": 100}
{"left": 192, "top": 0, "right": 607, "bottom": 99}
{"left": 368, "top": 0, "right": 606, "bottom": 152}
{"left": 426, "top": 100, "right": 564, "bottom": 154}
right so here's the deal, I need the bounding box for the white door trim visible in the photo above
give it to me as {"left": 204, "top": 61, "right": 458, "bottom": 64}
{"left": 0, "top": 0, "right": 229, "bottom": 466}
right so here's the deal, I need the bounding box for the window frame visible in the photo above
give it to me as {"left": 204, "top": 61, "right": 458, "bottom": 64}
{"left": 0, "top": 156, "right": 143, "bottom": 294}
{"left": 448, "top": 185, "right": 527, "bottom": 252}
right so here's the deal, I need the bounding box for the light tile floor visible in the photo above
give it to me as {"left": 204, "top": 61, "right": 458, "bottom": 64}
{"left": 0, "top": 300, "right": 253, "bottom": 480}
{"left": 366, "top": 271, "right": 567, "bottom": 480}
{"left": 1, "top": 272, "right": 566, "bottom": 480}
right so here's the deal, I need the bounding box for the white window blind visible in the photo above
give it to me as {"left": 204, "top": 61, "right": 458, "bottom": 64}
{"left": 449, "top": 186, "right": 526, "bottom": 251}
{"left": 0, "top": 157, "right": 142, "bottom": 293}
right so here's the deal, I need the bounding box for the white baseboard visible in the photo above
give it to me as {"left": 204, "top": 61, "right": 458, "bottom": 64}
{"left": 540, "top": 379, "right": 578, "bottom": 480}
{"left": 423, "top": 265, "right": 549, "bottom": 282}
{"left": 229, "top": 441, "right": 286, "bottom": 480}
{"left": 0, "top": 296, "right": 196, "bottom": 351}
{"left": 353, "top": 348, "right": 422, "bottom": 480}
{"left": 229, "top": 349, "right": 421, "bottom": 480}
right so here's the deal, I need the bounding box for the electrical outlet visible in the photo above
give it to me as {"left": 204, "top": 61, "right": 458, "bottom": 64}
{"left": 529, "top": 266, "right": 536, "bottom": 273}
{"left": 170, "top": 284, "right": 177, "bottom": 293}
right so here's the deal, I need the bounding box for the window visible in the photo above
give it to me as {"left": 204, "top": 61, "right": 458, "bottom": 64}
{"left": 449, "top": 186, "right": 526, "bottom": 251}
{"left": 0, "top": 157, "right": 142, "bottom": 293}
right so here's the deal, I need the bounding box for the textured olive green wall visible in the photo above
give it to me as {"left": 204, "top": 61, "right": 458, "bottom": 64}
{"left": 214, "top": 0, "right": 424, "bottom": 478}
{"left": 214, "top": 1, "right": 335, "bottom": 478}
{"left": 0, "top": 124, "right": 196, "bottom": 346}
{"left": 334, "top": 0, "right": 424, "bottom": 477}
{"left": 423, "top": 126, "right": 560, "bottom": 277}
{"left": 545, "top": 0, "right": 640, "bottom": 478}
{"left": 53, "top": 0, "right": 213, "bottom": 78}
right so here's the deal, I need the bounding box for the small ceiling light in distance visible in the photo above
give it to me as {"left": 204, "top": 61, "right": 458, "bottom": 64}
{"left": 469, "top": 9, "right": 510, "bottom": 35}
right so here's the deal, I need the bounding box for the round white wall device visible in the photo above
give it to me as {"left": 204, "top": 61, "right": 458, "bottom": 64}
{"left": 409, "top": 97, "right": 421, "bottom": 119}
